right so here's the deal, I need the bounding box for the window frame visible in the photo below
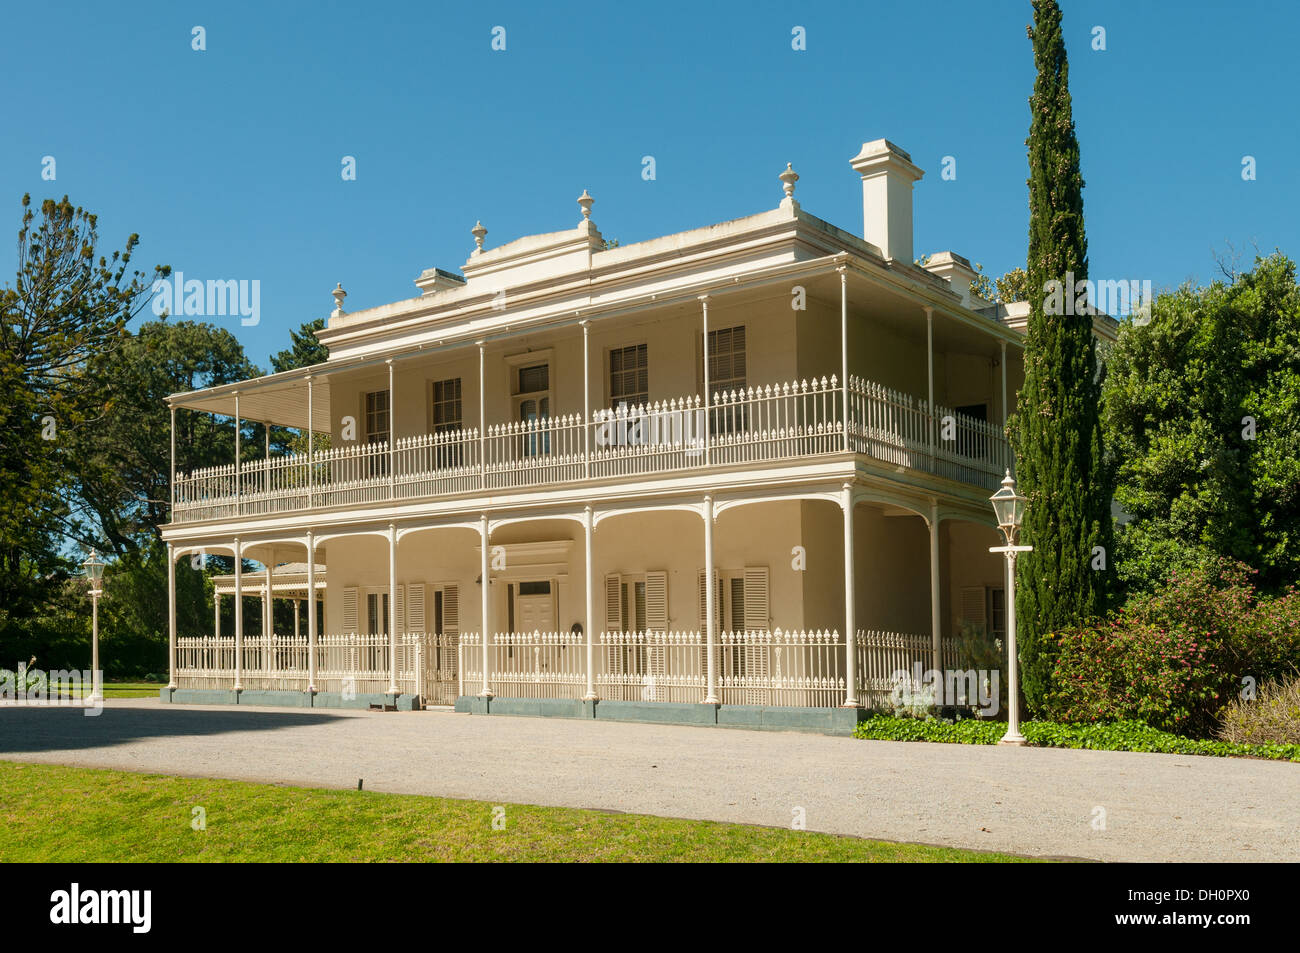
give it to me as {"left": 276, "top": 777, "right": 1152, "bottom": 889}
{"left": 606, "top": 342, "right": 649, "bottom": 411}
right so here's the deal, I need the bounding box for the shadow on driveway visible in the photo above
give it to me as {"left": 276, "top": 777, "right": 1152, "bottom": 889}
{"left": 0, "top": 704, "right": 349, "bottom": 754}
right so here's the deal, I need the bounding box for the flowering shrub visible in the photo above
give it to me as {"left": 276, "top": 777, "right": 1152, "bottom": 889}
{"left": 1043, "top": 621, "right": 1223, "bottom": 734}
{"left": 1042, "top": 561, "right": 1300, "bottom": 737}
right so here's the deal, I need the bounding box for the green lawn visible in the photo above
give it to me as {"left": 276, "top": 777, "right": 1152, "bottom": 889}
{"left": 44, "top": 681, "right": 164, "bottom": 699}
{"left": 0, "top": 760, "right": 1037, "bottom": 863}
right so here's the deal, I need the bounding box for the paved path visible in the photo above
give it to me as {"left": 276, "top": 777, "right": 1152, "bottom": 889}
{"left": 1, "top": 699, "right": 1295, "bottom": 861}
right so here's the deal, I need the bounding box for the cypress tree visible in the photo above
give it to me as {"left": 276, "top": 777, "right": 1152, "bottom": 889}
{"left": 1009, "top": 0, "right": 1113, "bottom": 711}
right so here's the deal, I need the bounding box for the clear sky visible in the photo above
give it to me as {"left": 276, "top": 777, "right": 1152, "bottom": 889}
{"left": 3, "top": 0, "right": 1295, "bottom": 368}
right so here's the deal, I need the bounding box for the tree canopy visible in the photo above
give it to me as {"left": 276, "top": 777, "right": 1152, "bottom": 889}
{"left": 1105, "top": 253, "right": 1300, "bottom": 593}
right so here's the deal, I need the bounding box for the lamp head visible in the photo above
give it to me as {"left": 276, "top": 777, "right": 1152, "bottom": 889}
{"left": 82, "top": 548, "right": 106, "bottom": 586}
{"left": 990, "top": 470, "right": 1025, "bottom": 537}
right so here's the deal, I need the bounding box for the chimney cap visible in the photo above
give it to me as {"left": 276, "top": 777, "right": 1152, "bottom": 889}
{"left": 850, "top": 139, "right": 924, "bottom": 181}
{"left": 925, "top": 250, "right": 976, "bottom": 275}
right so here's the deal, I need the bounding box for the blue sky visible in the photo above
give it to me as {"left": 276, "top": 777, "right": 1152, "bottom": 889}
{"left": 3, "top": 0, "right": 1295, "bottom": 368}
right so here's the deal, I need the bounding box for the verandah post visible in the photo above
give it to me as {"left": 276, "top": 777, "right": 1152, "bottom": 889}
{"left": 581, "top": 319, "right": 590, "bottom": 480}
{"left": 700, "top": 295, "right": 711, "bottom": 467}
{"left": 387, "top": 522, "right": 399, "bottom": 697}
{"left": 841, "top": 483, "right": 858, "bottom": 707}
{"left": 703, "top": 494, "right": 719, "bottom": 705}
{"left": 839, "top": 265, "right": 849, "bottom": 452}
{"left": 479, "top": 513, "right": 492, "bottom": 697}
{"left": 929, "top": 498, "right": 942, "bottom": 675}
{"left": 167, "top": 542, "right": 177, "bottom": 691}
{"left": 306, "top": 530, "right": 317, "bottom": 694}
{"left": 233, "top": 537, "right": 244, "bottom": 692}
{"left": 925, "top": 306, "right": 935, "bottom": 474}
{"left": 583, "top": 505, "right": 596, "bottom": 701}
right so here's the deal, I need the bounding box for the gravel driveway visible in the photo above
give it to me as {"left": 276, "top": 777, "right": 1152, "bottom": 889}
{"left": 2, "top": 699, "right": 1294, "bottom": 862}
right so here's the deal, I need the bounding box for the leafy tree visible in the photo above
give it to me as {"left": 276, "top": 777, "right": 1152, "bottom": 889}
{"left": 0, "top": 195, "right": 165, "bottom": 619}
{"left": 68, "top": 319, "right": 261, "bottom": 555}
{"left": 1008, "top": 1, "right": 1113, "bottom": 712}
{"left": 996, "top": 267, "right": 1028, "bottom": 303}
{"left": 969, "top": 264, "right": 995, "bottom": 302}
{"left": 1105, "top": 253, "right": 1300, "bottom": 593}
{"left": 270, "top": 316, "right": 327, "bottom": 373}
{"left": 268, "top": 317, "right": 329, "bottom": 455}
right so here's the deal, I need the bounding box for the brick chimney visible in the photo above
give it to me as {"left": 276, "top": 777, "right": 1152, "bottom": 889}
{"left": 849, "top": 140, "right": 924, "bottom": 262}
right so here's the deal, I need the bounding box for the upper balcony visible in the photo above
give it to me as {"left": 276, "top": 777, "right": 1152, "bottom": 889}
{"left": 171, "top": 373, "right": 1010, "bottom": 525}
{"left": 167, "top": 143, "right": 1028, "bottom": 529}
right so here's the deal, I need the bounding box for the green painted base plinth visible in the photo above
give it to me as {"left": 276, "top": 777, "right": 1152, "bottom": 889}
{"left": 162, "top": 688, "right": 420, "bottom": 711}
{"left": 453, "top": 696, "right": 868, "bottom": 736}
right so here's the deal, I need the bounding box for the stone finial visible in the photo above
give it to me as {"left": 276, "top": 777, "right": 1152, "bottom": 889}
{"left": 779, "top": 162, "right": 800, "bottom": 209}
{"left": 331, "top": 282, "right": 347, "bottom": 317}
{"left": 578, "top": 189, "right": 594, "bottom": 222}
{"left": 471, "top": 220, "right": 488, "bottom": 255}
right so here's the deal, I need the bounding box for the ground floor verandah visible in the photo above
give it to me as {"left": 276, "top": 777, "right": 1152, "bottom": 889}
{"left": 163, "top": 479, "right": 1008, "bottom": 712}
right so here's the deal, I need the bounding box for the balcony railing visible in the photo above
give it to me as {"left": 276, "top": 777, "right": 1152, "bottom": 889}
{"left": 172, "top": 375, "right": 1011, "bottom": 523}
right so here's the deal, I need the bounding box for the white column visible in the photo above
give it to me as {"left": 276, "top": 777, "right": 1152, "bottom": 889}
{"left": 387, "top": 522, "right": 399, "bottom": 696}
{"left": 167, "top": 542, "right": 177, "bottom": 690}
{"left": 234, "top": 393, "right": 241, "bottom": 513}
{"left": 266, "top": 556, "right": 274, "bottom": 676}
{"left": 841, "top": 484, "right": 858, "bottom": 707}
{"left": 214, "top": 592, "right": 221, "bottom": 639}
{"left": 929, "top": 499, "right": 942, "bottom": 674}
{"left": 581, "top": 320, "right": 590, "bottom": 479}
{"left": 387, "top": 359, "right": 396, "bottom": 499}
{"left": 839, "top": 266, "right": 849, "bottom": 452}
{"left": 1000, "top": 340, "right": 1008, "bottom": 429}
{"left": 583, "top": 505, "right": 596, "bottom": 701}
{"left": 703, "top": 495, "right": 718, "bottom": 705}
{"left": 307, "top": 375, "right": 315, "bottom": 509}
{"left": 479, "top": 513, "right": 492, "bottom": 697}
{"left": 700, "top": 295, "right": 711, "bottom": 466}
{"left": 477, "top": 343, "right": 486, "bottom": 487}
{"left": 169, "top": 405, "right": 176, "bottom": 519}
{"left": 294, "top": 598, "right": 300, "bottom": 638}
{"left": 233, "top": 538, "right": 243, "bottom": 691}
{"left": 306, "top": 531, "right": 317, "bottom": 693}
{"left": 925, "top": 307, "right": 935, "bottom": 471}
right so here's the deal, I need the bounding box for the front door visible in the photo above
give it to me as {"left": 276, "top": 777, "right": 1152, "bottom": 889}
{"left": 515, "top": 581, "right": 555, "bottom": 634}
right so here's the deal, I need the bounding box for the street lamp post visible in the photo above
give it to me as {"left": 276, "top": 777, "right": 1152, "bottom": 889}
{"left": 989, "top": 471, "right": 1032, "bottom": 746}
{"left": 82, "top": 549, "right": 106, "bottom": 703}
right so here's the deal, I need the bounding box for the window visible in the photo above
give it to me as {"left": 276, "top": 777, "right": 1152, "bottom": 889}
{"left": 514, "top": 362, "right": 550, "bottom": 456}
{"left": 609, "top": 344, "right": 648, "bottom": 410}
{"left": 707, "top": 325, "right": 746, "bottom": 394}
{"left": 365, "top": 390, "right": 390, "bottom": 443}
{"left": 954, "top": 402, "right": 989, "bottom": 461}
{"left": 703, "top": 325, "right": 747, "bottom": 433}
{"left": 517, "top": 363, "right": 549, "bottom": 395}
{"left": 431, "top": 378, "right": 463, "bottom": 467}
{"left": 366, "top": 591, "right": 389, "bottom": 635}
{"left": 697, "top": 567, "right": 770, "bottom": 683}
{"left": 605, "top": 572, "right": 666, "bottom": 681}
{"left": 364, "top": 390, "right": 390, "bottom": 477}
{"left": 432, "top": 378, "right": 462, "bottom": 432}
{"left": 988, "top": 588, "right": 1006, "bottom": 642}
{"left": 697, "top": 567, "right": 768, "bottom": 634}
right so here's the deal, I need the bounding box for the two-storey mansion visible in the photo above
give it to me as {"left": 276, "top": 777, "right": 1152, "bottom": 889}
{"left": 160, "top": 139, "right": 1091, "bottom": 721}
